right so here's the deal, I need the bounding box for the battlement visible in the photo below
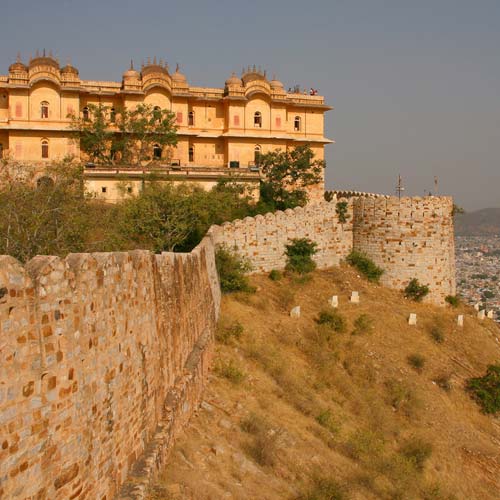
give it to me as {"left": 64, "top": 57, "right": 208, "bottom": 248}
{"left": 0, "top": 192, "right": 456, "bottom": 499}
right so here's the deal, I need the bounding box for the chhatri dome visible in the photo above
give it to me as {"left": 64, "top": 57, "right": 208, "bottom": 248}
{"left": 123, "top": 60, "right": 140, "bottom": 79}
{"left": 225, "top": 72, "right": 242, "bottom": 86}
{"left": 269, "top": 75, "right": 284, "bottom": 90}
{"left": 9, "top": 54, "right": 27, "bottom": 73}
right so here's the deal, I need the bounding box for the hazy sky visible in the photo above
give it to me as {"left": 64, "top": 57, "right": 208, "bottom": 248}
{"left": 2, "top": 0, "right": 499, "bottom": 210}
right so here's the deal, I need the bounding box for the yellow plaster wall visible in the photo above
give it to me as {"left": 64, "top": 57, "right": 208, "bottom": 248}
{"left": 29, "top": 81, "right": 61, "bottom": 120}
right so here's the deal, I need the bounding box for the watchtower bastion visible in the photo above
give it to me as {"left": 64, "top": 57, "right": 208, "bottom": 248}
{"left": 0, "top": 193, "right": 456, "bottom": 499}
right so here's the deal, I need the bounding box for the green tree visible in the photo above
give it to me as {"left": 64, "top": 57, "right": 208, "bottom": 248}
{"left": 259, "top": 144, "right": 324, "bottom": 210}
{"left": 69, "top": 103, "right": 177, "bottom": 165}
{"left": 117, "top": 103, "right": 178, "bottom": 164}
{"left": 0, "top": 162, "right": 100, "bottom": 262}
{"left": 69, "top": 104, "right": 116, "bottom": 164}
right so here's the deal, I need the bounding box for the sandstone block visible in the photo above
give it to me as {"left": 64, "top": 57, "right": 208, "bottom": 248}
{"left": 290, "top": 306, "right": 301, "bottom": 318}
{"left": 350, "top": 291, "right": 359, "bottom": 304}
{"left": 457, "top": 315, "right": 464, "bottom": 327}
{"left": 477, "top": 310, "right": 485, "bottom": 320}
{"left": 487, "top": 310, "right": 494, "bottom": 319}
{"left": 408, "top": 313, "right": 417, "bottom": 326}
{"left": 329, "top": 295, "right": 339, "bottom": 308}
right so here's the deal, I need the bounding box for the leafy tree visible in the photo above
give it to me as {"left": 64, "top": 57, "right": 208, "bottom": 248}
{"left": 0, "top": 162, "right": 100, "bottom": 262}
{"left": 346, "top": 251, "right": 384, "bottom": 283}
{"left": 69, "top": 104, "right": 116, "bottom": 164}
{"left": 466, "top": 364, "right": 500, "bottom": 414}
{"left": 117, "top": 103, "right": 178, "bottom": 164}
{"left": 69, "top": 103, "right": 177, "bottom": 165}
{"left": 404, "top": 278, "right": 430, "bottom": 302}
{"left": 215, "top": 245, "right": 254, "bottom": 293}
{"left": 259, "top": 145, "right": 324, "bottom": 210}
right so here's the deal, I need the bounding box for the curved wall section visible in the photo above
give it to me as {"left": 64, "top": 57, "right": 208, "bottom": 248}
{"left": 352, "top": 196, "right": 456, "bottom": 304}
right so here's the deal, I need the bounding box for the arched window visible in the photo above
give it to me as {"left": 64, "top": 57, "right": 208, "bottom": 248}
{"left": 110, "top": 107, "right": 116, "bottom": 123}
{"left": 41, "top": 101, "right": 49, "bottom": 119}
{"left": 82, "top": 106, "right": 89, "bottom": 121}
{"left": 254, "top": 145, "right": 262, "bottom": 165}
{"left": 254, "top": 111, "right": 262, "bottom": 128}
{"left": 294, "top": 116, "right": 301, "bottom": 131}
{"left": 188, "top": 111, "right": 194, "bottom": 126}
{"left": 153, "top": 106, "right": 161, "bottom": 123}
{"left": 153, "top": 144, "right": 162, "bottom": 160}
{"left": 188, "top": 145, "right": 194, "bottom": 163}
{"left": 41, "top": 139, "right": 49, "bottom": 159}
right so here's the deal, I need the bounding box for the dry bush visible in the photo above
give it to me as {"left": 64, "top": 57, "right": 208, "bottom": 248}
{"left": 214, "top": 358, "right": 246, "bottom": 384}
{"left": 216, "top": 321, "right": 243, "bottom": 345}
{"left": 407, "top": 353, "right": 426, "bottom": 373}
{"left": 385, "top": 379, "right": 420, "bottom": 415}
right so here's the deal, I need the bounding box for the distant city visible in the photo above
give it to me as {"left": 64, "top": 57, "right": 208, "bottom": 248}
{"left": 456, "top": 236, "right": 500, "bottom": 321}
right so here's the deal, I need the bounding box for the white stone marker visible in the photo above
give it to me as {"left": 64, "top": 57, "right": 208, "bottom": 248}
{"left": 474, "top": 303, "right": 480, "bottom": 311}
{"left": 408, "top": 313, "right": 417, "bottom": 326}
{"left": 457, "top": 315, "right": 464, "bottom": 327}
{"left": 350, "top": 291, "right": 360, "bottom": 304}
{"left": 290, "top": 306, "right": 301, "bottom": 318}
{"left": 487, "top": 310, "right": 494, "bottom": 319}
{"left": 329, "top": 295, "right": 339, "bottom": 308}
{"left": 477, "top": 310, "right": 485, "bottom": 320}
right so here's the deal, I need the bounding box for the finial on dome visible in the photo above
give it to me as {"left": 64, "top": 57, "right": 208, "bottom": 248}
{"left": 252, "top": 64, "right": 256, "bottom": 72}
{"left": 159, "top": 58, "right": 164, "bottom": 67}
{"left": 176, "top": 63, "right": 180, "bottom": 72}
{"left": 263, "top": 69, "right": 267, "bottom": 77}
{"left": 153, "top": 56, "right": 157, "bottom": 65}
{"left": 43, "top": 48, "right": 46, "bottom": 57}
{"left": 130, "top": 59, "right": 134, "bottom": 70}
{"left": 147, "top": 56, "right": 151, "bottom": 65}
{"left": 16, "top": 52, "right": 21, "bottom": 63}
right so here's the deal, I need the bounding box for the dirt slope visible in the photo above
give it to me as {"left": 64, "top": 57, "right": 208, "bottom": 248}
{"left": 148, "top": 266, "right": 500, "bottom": 500}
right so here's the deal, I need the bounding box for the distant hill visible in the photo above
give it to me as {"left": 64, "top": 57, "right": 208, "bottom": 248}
{"left": 455, "top": 208, "right": 500, "bottom": 236}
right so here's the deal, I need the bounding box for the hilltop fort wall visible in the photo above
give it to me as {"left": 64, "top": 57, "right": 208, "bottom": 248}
{"left": 210, "top": 195, "right": 455, "bottom": 304}
{"left": 0, "top": 238, "right": 220, "bottom": 500}
{"left": 0, "top": 194, "right": 456, "bottom": 499}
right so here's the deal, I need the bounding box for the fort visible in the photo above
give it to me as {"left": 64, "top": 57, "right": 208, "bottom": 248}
{"left": 0, "top": 192, "right": 456, "bottom": 499}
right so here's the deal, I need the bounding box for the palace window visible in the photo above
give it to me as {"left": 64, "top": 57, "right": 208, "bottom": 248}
{"left": 153, "top": 106, "right": 161, "bottom": 123}
{"left": 188, "top": 111, "right": 194, "bottom": 126}
{"left": 294, "top": 116, "right": 301, "bottom": 131}
{"left": 254, "top": 111, "right": 262, "bottom": 128}
{"left": 82, "top": 106, "right": 89, "bottom": 121}
{"left": 41, "top": 101, "right": 49, "bottom": 119}
{"left": 189, "top": 145, "right": 194, "bottom": 163}
{"left": 41, "top": 139, "right": 49, "bottom": 159}
{"left": 153, "top": 144, "right": 162, "bottom": 160}
{"left": 254, "top": 145, "right": 262, "bottom": 165}
{"left": 110, "top": 107, "right": 116, "bottom": 123}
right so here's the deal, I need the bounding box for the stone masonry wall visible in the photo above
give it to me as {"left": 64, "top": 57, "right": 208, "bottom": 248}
{"left": 352, "top": 196, "right": 456, "bottom": 304}
{"left": 209, "top": 198, "right": 354, "bottom": 272}
{"left": 0, "top": 236, "right": 220, "bottom": 500}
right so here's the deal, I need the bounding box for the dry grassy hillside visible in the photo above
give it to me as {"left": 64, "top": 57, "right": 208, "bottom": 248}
{"left": 148, "top": 266, "right": 500, "bottom": 500}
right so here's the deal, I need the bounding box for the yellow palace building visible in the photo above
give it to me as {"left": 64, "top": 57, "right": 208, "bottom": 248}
{"left": 0, "top": 52, "right": 333, "bottom": 201}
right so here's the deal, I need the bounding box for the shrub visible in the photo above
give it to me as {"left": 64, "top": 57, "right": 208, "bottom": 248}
{"left": 216, "top": 321, "right": 243, "bottom": 345}
{"left": 315, "top": 409, "right": 341, "bottom": 435}
{"left": 240, "top": 412, "right": 267, "bottom": 435}
{"left": 407, "top": 354, "right": 426, "bottom": 373}
{"left": 215, "top": 245, "right": 254, "bottom": 293}
{"left": 352, "top": 314, "right": 373, "bottom": 335}
{"left": 298, "top": 477, "right": 348, "bottom": 500}
{"left": 404, "top": 278, "right": 429, "bottom": 302}
{"left": 335, "top": 201, "right": 349, "bottom": 223}
{"left": 385, "top": 379, "right": 418, "bottom": 414}
{"left": 285, "top": 238, "right": 318, "bottom": 274}
{"left": 445, "top": 295, "right": 460, "bottom": 307}
{"left": 214, "top": 359, "right": 246, "bottom": 384}
{"left": 268, "top": 269, "right": 283, "bottom": 281}
{"left": 346, "top": 251, "right": 384, "bottom": 283}
{"left": 430, "top": 325, "right": 445, "bottom": 344}
{"left": 466, "top": 364, "right": 500, "bottom": 414}
{"left": 400, "top": 437, "right": 433, "bottom": 471}
{"left": 315, "top": 310, "right": 346, "bottom": 333}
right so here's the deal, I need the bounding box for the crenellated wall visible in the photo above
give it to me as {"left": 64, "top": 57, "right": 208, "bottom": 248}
{"left": 209, "top": 199, "right": 354, "bottom": 272}
{"left": 0, "top": 193, "right": 456, "bottom": 499}
{"left": 352, "top": 196, "right": 456, "bottom": 304}
{"left": 0, "top": 238, "right": 220, "bottom": 500}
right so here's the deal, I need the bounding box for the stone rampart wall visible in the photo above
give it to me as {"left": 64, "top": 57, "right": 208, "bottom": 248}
{"left": 352, "top": 196, "right": 456, "bottom": 304}
{"left": 209, "top": 198, "right": 354, "bottom": 272}
{"left": 0, "top": 237, "right": 220, "bottom": 500}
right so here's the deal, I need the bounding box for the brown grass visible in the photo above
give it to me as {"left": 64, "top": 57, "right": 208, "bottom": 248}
{"left": 147, "top": 265, "right": 500, "bottom": 500}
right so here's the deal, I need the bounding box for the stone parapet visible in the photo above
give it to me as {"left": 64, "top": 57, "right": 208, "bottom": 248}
{"left": 0, "top": 237, "right": 220, "bottom": 500}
